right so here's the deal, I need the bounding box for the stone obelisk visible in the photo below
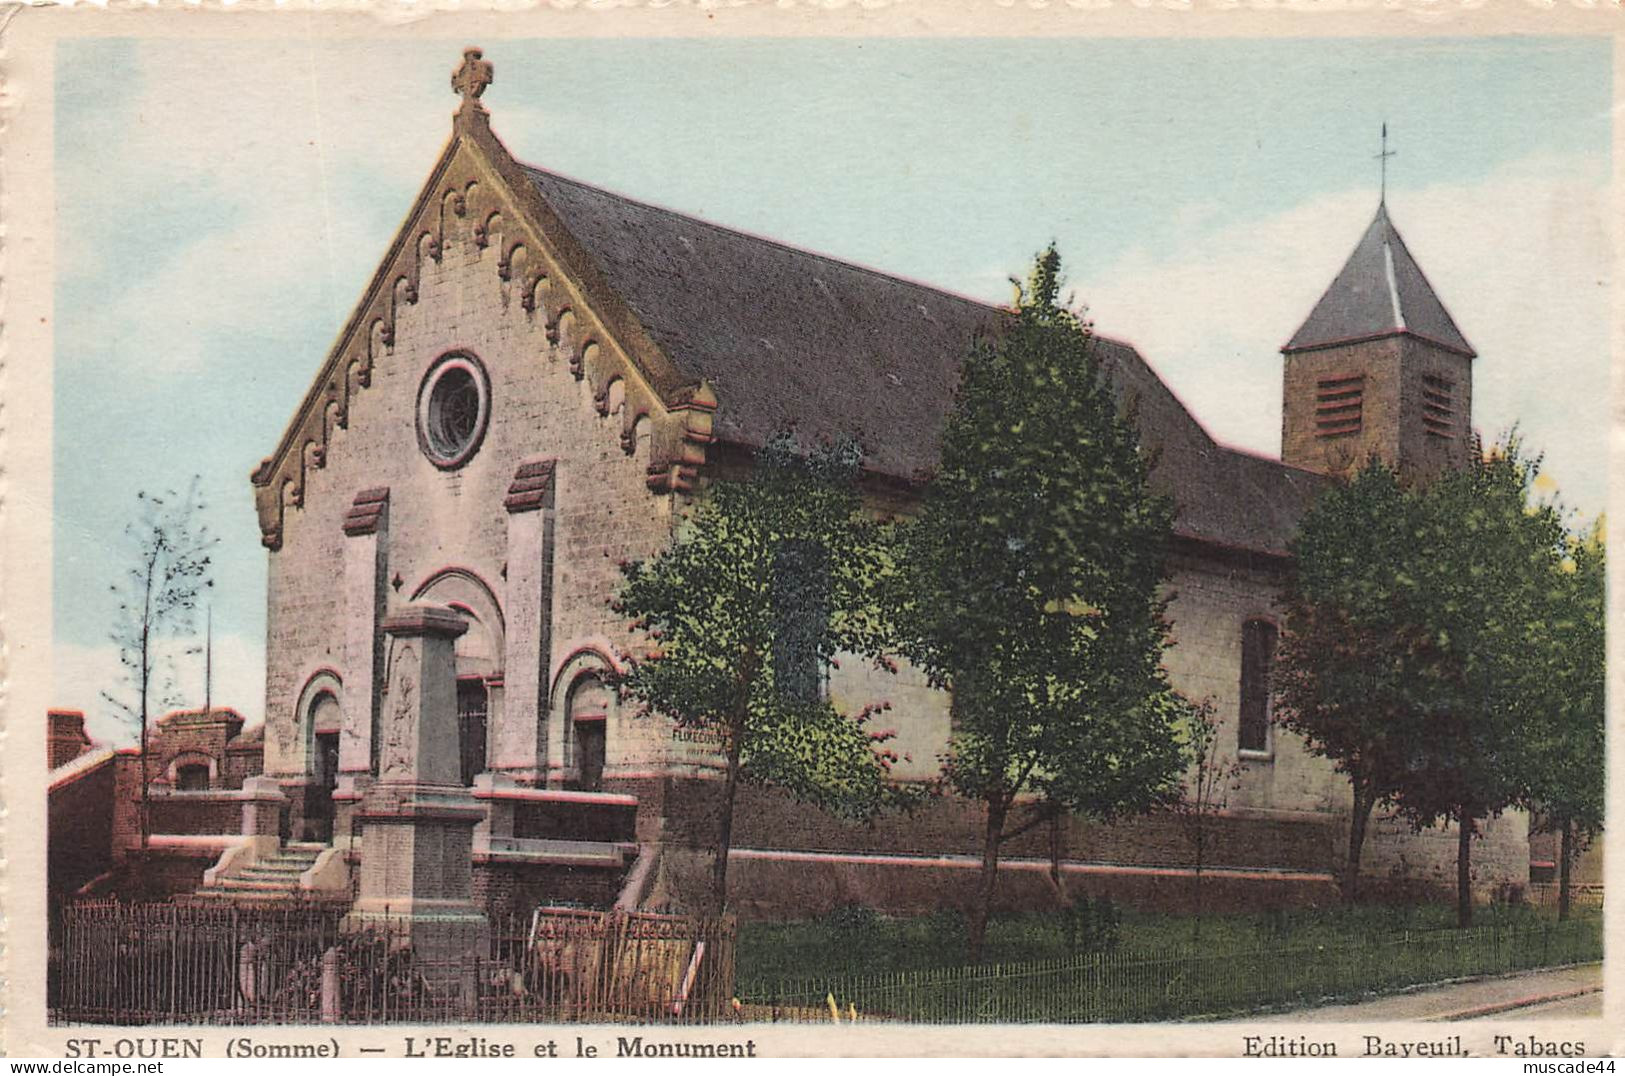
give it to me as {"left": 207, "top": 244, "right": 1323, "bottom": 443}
{"left": 345, "top": 604, "right": 488, "bottom": 964}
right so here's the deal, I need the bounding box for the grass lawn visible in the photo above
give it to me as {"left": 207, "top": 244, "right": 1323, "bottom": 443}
{"left": 737, "top": 901, "right": 1593, "bottom": 994}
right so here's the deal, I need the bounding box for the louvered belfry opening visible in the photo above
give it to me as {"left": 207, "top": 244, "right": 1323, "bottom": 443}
{"left": 1421, "top": 373, "right": 1456, "bottom": 439}
{"left": 1314, "top": 373, "right": 1365, "bottom": 439}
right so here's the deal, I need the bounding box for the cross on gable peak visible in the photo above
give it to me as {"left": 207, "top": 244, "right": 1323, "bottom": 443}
{"left": 452, "top": 47, "right": 494, "bottom": 116}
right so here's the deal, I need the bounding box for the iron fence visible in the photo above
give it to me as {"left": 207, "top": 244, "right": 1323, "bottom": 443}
{"left": 51, "top": 901, "right": 1601, "bottom": 1026}
{"left": 1528, "top": 883, "right": 1605, "bottom": 913}
{"left": 747, "top": 916, "right": 1604, "bottom": 1024}
{"left": 50, "top": 901, "right": 735, "bottom": 1026}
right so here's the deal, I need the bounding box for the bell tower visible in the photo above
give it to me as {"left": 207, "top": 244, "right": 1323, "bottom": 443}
{"left": 1280, "top": 202, "right": 1476, "bottom": 478}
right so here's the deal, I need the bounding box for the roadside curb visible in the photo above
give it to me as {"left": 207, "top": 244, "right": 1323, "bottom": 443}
{"left": 1429, "top": 985, "right": 1602, "bottom": 1022}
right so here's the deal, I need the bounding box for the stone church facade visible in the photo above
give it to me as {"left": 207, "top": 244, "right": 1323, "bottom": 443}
{"left": 240, "top": 53, "right": 1526, "bottom": 918}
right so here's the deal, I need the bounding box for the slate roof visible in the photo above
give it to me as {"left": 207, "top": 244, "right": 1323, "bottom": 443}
{"left": 525, "top": 165, "right": 1324, "bottom": 556}
{"left": 1284, "top": 204, "right": 1475, "bottom": 358}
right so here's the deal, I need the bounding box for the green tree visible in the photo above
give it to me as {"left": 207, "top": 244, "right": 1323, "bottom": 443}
{"left": 1273, "top": 460, "right": 1434, "bottom": 902}
{"left": 1391, "top": 438, "right": 1566, "bottom": 927}
{"left": 102, "top": 479, "right": 218, "bottom": 858}
{"left": 1520, "top": 521, "right": 1605, "bottom": 921}
{"left": 892, "top": 246, "right": 1187, "bottom": 960}
{"left": 613, "top": 436, "right": 912, "bottom": 913}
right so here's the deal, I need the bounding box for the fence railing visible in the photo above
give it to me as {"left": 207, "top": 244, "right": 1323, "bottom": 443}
{"left": 1528, "top": 883, "right": 1605, "bottom": 913}
{"left": 52, "top": 901, "right": 1601, "bottom": 1027}
{"left": 50, "top": 901, "right": 735, "bottom": 1026}
{"left": 745, "top": 917, "right": 1604, "bottom": 1024}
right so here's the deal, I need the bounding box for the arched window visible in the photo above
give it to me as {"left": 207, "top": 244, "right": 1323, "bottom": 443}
{"left": 457, "top": 678, "right": 489, "bottom": 788}
{"left": 772, "top": 539, "right": 830, "bottom": 704}
{"left": 175, "top": 763, "right": 211, "bottom": 791}
{"left": 567, "top": 674, "right": 610, "bottom": 792}
{"left": 1239, "top": 619, "right": 1278, "bottom": 756}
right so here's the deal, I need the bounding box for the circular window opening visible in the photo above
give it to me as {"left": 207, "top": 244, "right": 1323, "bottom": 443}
{"left": 417, "top": 354, "right": 490, "bottom": 468}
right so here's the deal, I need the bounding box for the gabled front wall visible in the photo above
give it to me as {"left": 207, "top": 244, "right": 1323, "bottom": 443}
{"left": 262, "top": 133, "right": 714, "bottom": 806}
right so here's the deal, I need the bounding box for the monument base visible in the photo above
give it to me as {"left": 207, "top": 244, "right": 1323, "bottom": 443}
{"left": 345, "top": 780, "right": 490, "bottom": 979}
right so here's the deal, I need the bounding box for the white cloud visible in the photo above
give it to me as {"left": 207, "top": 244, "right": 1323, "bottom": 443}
{"left": 53, "top": 634, "right": 266, "bottom": 749}
{"left": 1075, "top": 152, "right": 1611, "bottom": 518}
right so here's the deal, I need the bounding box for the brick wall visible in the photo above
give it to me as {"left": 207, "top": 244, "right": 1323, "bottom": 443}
{"left": 725, "top": 854, "right": 1339, "bottom": 920}
{"left": 473, "top": 861, "right": 627, "bottom": 919}
{"left": 146, "top": 795, "right": 243, "bottom": 836}
{"left": 48, "top": 710, "right": 93, "bottom": 770}
{"left": 49, "top": 754, "right": 117, "bottom": 903}
{"left": 147, "top": 708, "right": 259, "bottom": 791}
{"left": 1283, "top": 338, "right": 1404, "bottom": 475}
{"left": 1282, "top": 336, "right": 1471, "bottom": 480}
{"left": 630, "top": 777, "right": 1337, "bottom": 874}
{"left": 1396, "top": 336, "right": 1473, "bottom": 478}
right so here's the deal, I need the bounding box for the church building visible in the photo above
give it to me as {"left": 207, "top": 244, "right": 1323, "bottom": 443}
{"left": 232, "top": 51, "right": 1527, "bottom": 918}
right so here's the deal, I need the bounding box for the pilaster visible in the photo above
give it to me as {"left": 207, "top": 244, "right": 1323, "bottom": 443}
{"left": 492, "top": 460, "right": 556, "bottom": 781}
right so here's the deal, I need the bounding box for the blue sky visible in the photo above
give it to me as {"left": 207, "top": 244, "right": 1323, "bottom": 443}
{"left": 53, "top": 35, "right": 1613, "bottom": 738}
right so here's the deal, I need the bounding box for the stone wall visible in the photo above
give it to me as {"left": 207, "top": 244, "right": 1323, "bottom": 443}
{"left": 1359, "top": 808, "right": 1530, "bottom": 902}
{"left": 263, "top": 145, "right": 680, "bottom": 794}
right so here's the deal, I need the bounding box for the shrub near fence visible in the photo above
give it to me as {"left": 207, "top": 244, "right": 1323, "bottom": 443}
{"left": 751, "top": 917, "right": 1603, "bottom": 1024}
{"left": 50, "top": 901, "right": 736, "bottom": 1026}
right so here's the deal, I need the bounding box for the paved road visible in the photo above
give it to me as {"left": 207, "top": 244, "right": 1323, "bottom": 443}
{"left": 1253, "top": 964, "right": 1601, "bottom": 1022}
{"left": 1465, "top": 989, "right": 1603, "bottom": 1021}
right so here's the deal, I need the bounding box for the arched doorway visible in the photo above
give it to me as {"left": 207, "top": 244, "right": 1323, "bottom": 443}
{"left": 304, "top": 690, "right": 342, "bottom": 843}
{"left": 410, "top": 569, "right": 505, "bottom": 787}
{"left": 567, "top": 674, "right": 610, "bottom": 792}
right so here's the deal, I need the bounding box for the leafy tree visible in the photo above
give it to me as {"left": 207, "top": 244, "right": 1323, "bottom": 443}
{"left": 892, "top": 246, "right": 1187, "bottom": 960}
{"left": 613, "top": 436, "right": 913, "bottom": 913}
{"left": 1390, "top": 438, "right": 1566, "bottom": 927}
{"left": 1278, "top": 443, "right": 1574, "bottom": 925}
{"left": 1274, "top": 460, "right": 1435, "bottom": 902}
{"left": 102, "top": 479, "right": 218, "bottom": 855}
{"left": 1170, "top": 699, "right": 1242, "bottom": 933}
{"left": 1519, "top": 520, "right": 1604, "bottom": 920}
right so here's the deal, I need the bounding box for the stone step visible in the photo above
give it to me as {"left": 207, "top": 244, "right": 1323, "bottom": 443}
{"left": 239, "top": 867, "right": 309, "bottom": 881}
{"left": 188, "top": 889, "right": 338, "bottom": 907}
{"left": 249, "top": 863, "right": 314, "bottom": 875}
{"left": 206, "top": 884, "right": 302, "bottom": 897}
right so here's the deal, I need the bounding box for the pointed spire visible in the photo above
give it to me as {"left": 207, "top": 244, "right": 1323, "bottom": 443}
{"left": 1283, "top": 203, "right": 1475, "bottom": 358}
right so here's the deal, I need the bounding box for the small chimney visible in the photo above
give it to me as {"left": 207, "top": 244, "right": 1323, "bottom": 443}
{"left": 47, "top": 709, "right": 92, "bottom": 770}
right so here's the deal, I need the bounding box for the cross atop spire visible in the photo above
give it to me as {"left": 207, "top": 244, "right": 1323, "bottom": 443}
{"left": 1375, "top": 122, "right": 1397, "bottom": 206}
